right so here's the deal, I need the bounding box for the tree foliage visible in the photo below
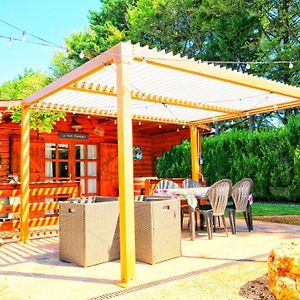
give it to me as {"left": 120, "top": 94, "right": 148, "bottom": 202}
{"left": 0, "top": 69, "right": 52, "bottom": 100}
{"left": 8, "top": 106, "right": 66, "bottom": 133}
{"left": 52, "top": 0, "right": 299, "bottom": 81}
{"left": 0, "top": 69, "right": 65, "bottom": 133}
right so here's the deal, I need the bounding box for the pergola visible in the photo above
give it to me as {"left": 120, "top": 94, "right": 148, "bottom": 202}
{"left": 21, "top": 41, "right": 300, "bottom": 285}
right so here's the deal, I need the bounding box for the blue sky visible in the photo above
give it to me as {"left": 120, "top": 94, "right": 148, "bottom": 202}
{"left": 0, "top": 0, "right": 101, "bottom": 84}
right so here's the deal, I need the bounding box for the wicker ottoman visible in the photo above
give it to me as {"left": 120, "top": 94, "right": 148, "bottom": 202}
{"left": 59, "top": 198, "right": 119, "bottom": 267}
{"left": 134, "top": 199, "right": 181, "bottom": 264}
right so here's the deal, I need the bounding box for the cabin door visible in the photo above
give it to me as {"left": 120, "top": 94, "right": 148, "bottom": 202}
{"left": 99, "top": 143, "right": 119, "bottom": 196}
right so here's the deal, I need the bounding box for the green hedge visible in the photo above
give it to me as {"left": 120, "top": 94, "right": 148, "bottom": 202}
{"left": 156, "top": 114, "right": 300, "bottom": 202}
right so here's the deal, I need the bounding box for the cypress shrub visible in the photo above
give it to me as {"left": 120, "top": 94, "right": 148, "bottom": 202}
{"left": 156, "top": 114, "right": 300, "bottom": 202}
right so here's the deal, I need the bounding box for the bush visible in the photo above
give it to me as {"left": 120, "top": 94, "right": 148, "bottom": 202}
{"left": 156, "top": 114, "right": 300, "bottom": 202}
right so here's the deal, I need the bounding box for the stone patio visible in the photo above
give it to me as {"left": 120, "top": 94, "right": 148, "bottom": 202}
{"left": 0, "top": 219, "right": 299, "bottom": 300}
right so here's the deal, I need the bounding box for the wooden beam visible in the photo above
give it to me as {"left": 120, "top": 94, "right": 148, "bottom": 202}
{"left": 131, "top": 91, "right": 241, "bottom": 114}
{"left": 190, "top": 126, "right": 199, "bottom": 182}
{"left": 0, "top": 100, "right": 21, "bottom": 107}
{"left": 198, "top": 131, "right": 203, "bottom": 177}
{"left": 194, "top": 99, "right": 300, "bottom": 125}
{"left": 66, "top": 84, "right": 241, "bottom": 115}
{"left": 67, "top": 84, "right": 116, "bottom": 97}
{"left": 23, "top": 46, "right": 116, "bottom": 106}
{"left": 20, "top": 105, "right": 30, "bottom": 242}
{"left": 115, "top": 42, "right": 136, "bottom": 285}
{"left": 32, "top": 102, "right": 190, "bottom": 125}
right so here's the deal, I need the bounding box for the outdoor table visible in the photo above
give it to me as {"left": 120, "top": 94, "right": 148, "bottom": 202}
{"left": 153, "top": 187, "right": 210, "bottom": 240}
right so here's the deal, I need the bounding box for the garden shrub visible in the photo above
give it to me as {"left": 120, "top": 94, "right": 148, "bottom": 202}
{"left": 156, "top": 114, "right": 300, "bottom": 202}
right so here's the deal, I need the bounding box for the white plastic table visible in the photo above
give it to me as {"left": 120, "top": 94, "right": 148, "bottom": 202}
{"left": 153, "top": 187, "right": 210, "bottom": 240}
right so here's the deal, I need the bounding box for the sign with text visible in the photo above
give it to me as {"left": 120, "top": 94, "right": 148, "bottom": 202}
{"left": 59, "top": 132, "right": 89, "bottom": 140}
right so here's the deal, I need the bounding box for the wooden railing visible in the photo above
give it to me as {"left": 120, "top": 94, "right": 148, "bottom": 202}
{"left": 0, "top": 181, "right": 81, "bottom": 232}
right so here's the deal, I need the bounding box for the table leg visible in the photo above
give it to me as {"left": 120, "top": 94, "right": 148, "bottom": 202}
{"left": 189, "top": 206, "right": 195, "bottom": 241}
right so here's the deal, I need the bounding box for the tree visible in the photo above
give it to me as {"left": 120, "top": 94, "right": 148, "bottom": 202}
{"left": 50, "top": 51, "right": 78, "bottom": 80}
{"left": 0, "top": 69, "right": 65, "bottom": 133}
{"left": 62, "top": 0, "right": 133, "bottom": 71}
{"left": 0, "top": 69, "right": 52, "bottom": 99}
{"left": 251, "top": 0, "right": 300, "bottom": 86}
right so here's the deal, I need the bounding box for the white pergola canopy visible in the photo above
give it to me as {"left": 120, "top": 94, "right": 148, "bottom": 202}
{"left": 24, "top": 41, "right": 300, "bottom": 125}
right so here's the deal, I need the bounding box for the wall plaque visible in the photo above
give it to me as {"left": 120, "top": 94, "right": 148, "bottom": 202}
{"left": 59, "top": 132, "right": 89, "bottom": 140}
{"left": 133, "top": 146, "right": 143, "bottom": 160}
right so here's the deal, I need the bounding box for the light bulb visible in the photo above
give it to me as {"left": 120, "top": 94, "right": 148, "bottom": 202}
{"left": 138, "top": 121, "right": 141, "bottom": 126}
{"left": 64, "top": 48, "right": 69, "bottom": 58}
{"left": 182, "top": 125, "right": 185, "bottom": 128}
{"left": 22, "top": 31, "right": 27, "bottom": 42}
{"left": 79, "top": 50, "right": 85, "bottom": 59}
{"left": 177, "top": 128, "right": 180, "bottom": 132}
{"left": 159, "top": 124, "right": 162, "bottom": 129}
{"left": 246, "top": 63, "right": 251, "bottom": 70}
{"left": 289, "top": 62, "right": 293, "bottom": 69}
{"left": 114, "top": 119, "right": 117, "bottom": 125}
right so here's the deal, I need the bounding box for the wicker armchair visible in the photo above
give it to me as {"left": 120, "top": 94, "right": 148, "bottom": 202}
{"left": 227, "top": 178, "right": 253, "bottom": 234}
{"left": 196, "top": 179, "right": 232, "bottom": 239}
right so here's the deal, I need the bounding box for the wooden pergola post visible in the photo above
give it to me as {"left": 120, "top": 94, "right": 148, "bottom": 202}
{"left": 20, "top": 104, "right": 30, "bottom": 242}
{"left": 115, "top": 43, "right": 136, "bottom": 285}
{"left": 198, "top": 131, "right": 203, "bottom": 180}
{"left": 190, "top": 125, "right": 199, "bottom": 182}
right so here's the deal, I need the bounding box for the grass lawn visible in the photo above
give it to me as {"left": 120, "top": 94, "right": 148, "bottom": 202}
{"left": 251, "top": 202, "right": 300, "bottom": 216}
{"left": 120, "top": 261, "right": 268, "bottom": 300}
{"left": 233, "top": 202, "right": 300, "bottom": 225}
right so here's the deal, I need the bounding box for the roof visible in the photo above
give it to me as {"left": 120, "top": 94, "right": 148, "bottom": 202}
{"left": 0, "top": 100, "right": 21, "bottom": 107}
{"left": 23, "top": 41, "right": 300, "bottom": 127}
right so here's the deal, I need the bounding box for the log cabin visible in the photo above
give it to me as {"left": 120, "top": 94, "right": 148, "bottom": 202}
{"left": 0, "top": 100, "right": 208, "bottom": 200}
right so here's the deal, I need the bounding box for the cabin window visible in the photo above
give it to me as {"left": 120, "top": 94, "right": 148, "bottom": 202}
{"left": 45, "top": 143, "right": 69, "bottom": 180}
{"left": 45, "top": 143, "right": 98, "bottom": 196}
{"left": 75, "top": 144, "right": 97, "bottom": 194}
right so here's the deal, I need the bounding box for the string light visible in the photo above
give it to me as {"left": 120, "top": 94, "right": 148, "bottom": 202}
{"left": 22, "top": 31, "right": 27, "bottom": 42}
{"left": 0, "top": 18, "right": 64, "bottom": 49}
{"left": 0, "top": 18, "right": 298, "bottom": 71}
{"left": 138, "top": 121, "right": 141, "bottom": 125}
{"left": 0, "top": 34, "right": 65, "bottom": 49}
{"left": 159, "top": 124, "right": 162, "bottom": 128}
{"left": 79, "top": 50, "right": 85, "bottom": 59}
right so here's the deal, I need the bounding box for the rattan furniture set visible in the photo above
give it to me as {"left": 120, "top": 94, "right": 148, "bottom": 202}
{"left": 59, "top": 195, "right": 181, "bottom": 267}
{"left": 59, "top": 178, "right": 253, "bottom": 267}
